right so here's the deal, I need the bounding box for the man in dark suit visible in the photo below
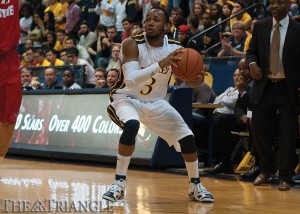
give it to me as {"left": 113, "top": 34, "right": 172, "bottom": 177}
{"left": 246, "top": 0, "right": 300, "bottom": 191}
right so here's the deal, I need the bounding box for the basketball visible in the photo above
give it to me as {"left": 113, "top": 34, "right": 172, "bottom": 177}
{"left": 172, "top": 48, "right": 204, "bottom": 81}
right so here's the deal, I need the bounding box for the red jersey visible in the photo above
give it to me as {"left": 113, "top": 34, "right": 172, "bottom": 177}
{"left": 0, "top": 0, "right": 20, "bottom": 55}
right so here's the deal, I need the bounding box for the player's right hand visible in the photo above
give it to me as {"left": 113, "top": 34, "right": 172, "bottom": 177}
{"left": 158, "top": 48, "right": 184, "bottom": 69}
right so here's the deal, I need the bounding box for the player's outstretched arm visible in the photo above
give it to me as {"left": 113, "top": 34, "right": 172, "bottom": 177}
{"left": 121, "top": 40, "right": 182, "bottom": 87}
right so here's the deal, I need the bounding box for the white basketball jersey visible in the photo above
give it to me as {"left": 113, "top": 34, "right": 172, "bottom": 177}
{"left": 111, "top": 33, "right": 181, "bottom": 102}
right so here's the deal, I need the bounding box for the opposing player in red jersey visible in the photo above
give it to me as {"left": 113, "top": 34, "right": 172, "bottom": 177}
{"left": 0, "top": 0, "right": 22, "bottom": 164}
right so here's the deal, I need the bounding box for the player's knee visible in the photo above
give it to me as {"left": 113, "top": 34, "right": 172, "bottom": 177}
{"left": 179, "top": 135, "right": 197, "bottom": 154}
{"left": 120, "top": 120, "right": 140, "bottom": 146}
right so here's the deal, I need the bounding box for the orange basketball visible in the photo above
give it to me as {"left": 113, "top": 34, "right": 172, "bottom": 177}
{"left": 172, "top": 48, "right": 203, "bottom": 81}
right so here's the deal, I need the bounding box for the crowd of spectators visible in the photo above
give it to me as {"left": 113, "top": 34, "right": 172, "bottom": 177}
{"left": 18, "top": 0, "right": 300, "bottom": 90}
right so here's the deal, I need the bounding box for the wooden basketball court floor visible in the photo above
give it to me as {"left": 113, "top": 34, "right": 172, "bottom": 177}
{"left": 0, "top": 156, "right": 300, "bottom": 214}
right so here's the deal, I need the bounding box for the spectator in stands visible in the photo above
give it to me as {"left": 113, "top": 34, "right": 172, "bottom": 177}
{"left": 96, "top": 26, "right": 121, "bottom": 69}
{"left": 43, "top": 67, "right": 63, "bottom": 89}
{"left": 205, "top": 59, "right": 244, "bottom": 174}
{"left": 107, "top": 25, "right": 122, "bottom": 45}
{"left": 177, "top": 25, "right": 199, "bottom": 51}
{"left": 28, "top": 11, "right": 43, "bottom": 48}
{"left": 44, "top": 0, "right": 66, "bottom": 31}
{"left": 106, "top": 68, "right": 119, "bottom": 88}
{"left": 217, "top": 21, "right": 247, "bottom": 57}
{"left": 121, "top": 17, "right": 133, "bottom": 41}
{"left": 197, "top": 13, "right": 221, "bottom": 57}
{"left": 170, "top": 7, "right": 187, "bottom": 40}
{"left": 42, "top": 31, "right": 57, "bottom": 50}
{"left": 79, "top": 0, "right": 99, "bottom": 32}
{"left": 78, "top": 21, "right": 98, "bottom": 51}
{"left": 220, "top": 3, "right": 233, "bottom": 34}
{"left": 94, "top": 0, "right": 117, "bottom": 27}
{"left": 20, "top": 39, "right": 34, "bottom": 66}
{"left": 45, "top": 49, "right": 64, "bottom": 66}
{"left": 60, "top": 49, "right": 70, "bottom": 65}
{"left": 54, "top": 29, "right": 67, "bottom": 53}
{"left": 31, "top": 0, "right": 46, "bottom": 19}
{"left": 115, "top": 0, "right": 128, "bottom": 36}
{"left": 95, "top": 68, "right": 109, "bottom": 88}
{"left": 210, "top": 3, "right": 222, "bottom": 25}
{"left": 62, "top": 69, "right": 82, "bottom": 89}
{"left": 229, "top": 1, "right": 252, "bottom": 32}
{"left": 88, "top": 24, "right": 108, "bottom": 66}
{"left": 66, "top": 0, "right": 81, "bottom": 39}
{"left": 131, "top": 21, "right": 144, "bottom": 36}
{"left": 39, "top": 11, "right": 55, "bottom": 41}
{"left": 21, "top": 48, "right": 38, "bottom": 68}
{"left": 21, "top": 67, "right": 41, "bottom": 90}
{"left": 106, "top": 44, "right": 121, "bottom": 71}
{"left": 19, "top": 3, "right": 33, "bottom": 55}
{"left": 67, "top": 47, "right": 96, "bottom": 88}
{"left": 65, "top": 37, "right": 94, "bottom": 67}
{"left": 192, "top": 2, "right": 205, "bottom": 32}
{"left": 34, "top": 48, "right": 51, "bottom": 67}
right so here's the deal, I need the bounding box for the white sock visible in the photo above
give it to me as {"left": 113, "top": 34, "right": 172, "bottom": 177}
{"left": 185, "top": 160, "right": 199, "bottom": 180}
{"left": 116, "top": 154, "right": 132, "bottom": 177}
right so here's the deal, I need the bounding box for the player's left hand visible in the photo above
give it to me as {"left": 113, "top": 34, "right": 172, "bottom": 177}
{"left": 185, "top": 65, "right": 208, "bottom": 88}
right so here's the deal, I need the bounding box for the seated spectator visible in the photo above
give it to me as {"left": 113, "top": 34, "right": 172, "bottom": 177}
{"left": 65, "top": 36, "right": 94, "bottom": 67}
{"left": 20, "top": 39, "right": 34, "bottom": 66}
{"left": 67, "top": 47, "right": 95, "bottom": 88}
{"left": 45, "top": 49, "right": 64, "bottom": 66}
{"left": 40, "top": 10, "right": 55, "bottom": 40}
{"left": 106, "top": 68, "right": 119, "bottom": 88}
{"left": 205, "top": 59, "right": 245, "bottom": 174}
{"left": 94, "top": 68, "right": 109, "bottom": 88}
{"left": 229, "top": 1, "right": 252, "bottom": 32}
{"left": 43, "top": 67, "right": 63, "bottom": 89}
{"left": 60, "top": 49, "right": 70, "bottom": 65}
{"left": 62, "top": 69, "right": 82, "bottom": 89}
{"left": 88, "top": 24, "right": 108, "bottom": 66}
{"left": 217, "top": 21, "right": 247, "bottom": 57}
{"left": 21, "top": 67, "right": 41, "bottom": 90}
{"left": 28, "top": 11, "right": 43, "bottom": 48}
{"left": 197, "top": 12, "right": 221, "bottom": 57}
{"left": 121, "top": 17, "right": 133, "bottom": 41}
{"left": 21, "top": 47, "right": 38, "bottom": 67}
{"left": 42, "top": 31, "right": 57, "bottom": 50}
{"left": 53, "top": 29, "right": 67, "bottom": 53}
{"left": 78, "top": 21, "right": 97, "bottom": 51}
{"left": 220, "top": 3, "right": 233, "bottom": 34}
{"left": 95, "top": 25, "right": 121, "bottom": 69}
{"left": 106, "top": 44, "right": 121, "bottom": 72}
{"left": 34, "top": 48, "right": 51, "bottom": 67}
{"left": 177, "top": 25, "right": 199, "bottom": 51}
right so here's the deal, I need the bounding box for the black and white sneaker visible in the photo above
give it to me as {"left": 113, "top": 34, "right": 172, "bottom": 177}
{"left": 188, "top": 182, "right": 214, "bottom": 202}
{"left": 102, "top": 179, "right": 126, "bottom": 202}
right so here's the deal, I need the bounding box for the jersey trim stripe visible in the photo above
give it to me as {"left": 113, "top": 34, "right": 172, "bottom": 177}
{"left": 107, "top": 105, "right": 125, "bottom": 128}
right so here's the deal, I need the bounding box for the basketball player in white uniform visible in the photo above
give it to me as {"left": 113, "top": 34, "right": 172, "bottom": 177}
{"left": 103, "top": 7, "right": 214, "bottom": 203}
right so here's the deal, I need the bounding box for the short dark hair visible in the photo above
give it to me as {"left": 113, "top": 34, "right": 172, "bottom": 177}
{"left": 66, "top": 47, "right": 79, "bottom": 57}
{"left": 80, "top": 21, "right": 90, "bottom": 28}
{"left": 66, "top": 36, "right": 77, "bottom": 45}
{"left": 148, "top": 6, "right": 169, "bottom": 24}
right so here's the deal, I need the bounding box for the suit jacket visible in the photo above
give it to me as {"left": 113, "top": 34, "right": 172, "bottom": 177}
{"left": 246, "top": 17, "right": 300, "bottom": 114}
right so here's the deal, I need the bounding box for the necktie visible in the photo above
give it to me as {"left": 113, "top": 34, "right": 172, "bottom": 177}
{"left": 269, "top": 22, "right": 280, "bottom": 75}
